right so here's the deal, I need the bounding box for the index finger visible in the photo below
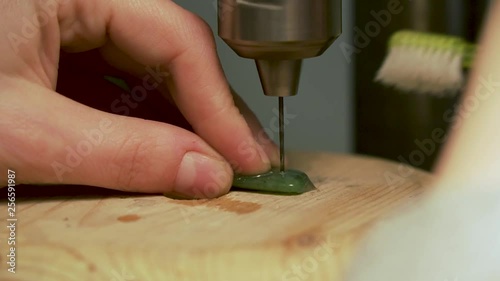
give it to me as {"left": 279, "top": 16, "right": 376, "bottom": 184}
{"left": 95, "top": 0, "right": 271, "bottom": 174}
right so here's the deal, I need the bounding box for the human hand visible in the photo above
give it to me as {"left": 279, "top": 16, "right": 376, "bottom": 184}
{"left": 0, "top": 0, "right": 279, "bottom": 198}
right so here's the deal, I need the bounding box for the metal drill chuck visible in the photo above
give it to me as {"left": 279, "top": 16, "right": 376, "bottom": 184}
{"left": 218, "top": 0, "right": 342, "bottom": 97}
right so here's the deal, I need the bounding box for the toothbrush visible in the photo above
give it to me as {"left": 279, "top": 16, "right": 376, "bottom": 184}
{"left": 374, "top": 30, "right": 477, "bottom": 95}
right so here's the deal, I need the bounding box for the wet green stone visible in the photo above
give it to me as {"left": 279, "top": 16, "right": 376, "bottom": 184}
{"left": 232, "top": 169, "right": 315, "bottom": 195}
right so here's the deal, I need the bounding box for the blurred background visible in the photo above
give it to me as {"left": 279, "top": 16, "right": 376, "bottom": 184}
{"left": 175, "top": 0, "right": 491, "bottom": 171}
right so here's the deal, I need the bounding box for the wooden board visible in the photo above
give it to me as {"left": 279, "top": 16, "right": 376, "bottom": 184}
{"left": 0, "top": 151, "right": 432, "bottom": 281}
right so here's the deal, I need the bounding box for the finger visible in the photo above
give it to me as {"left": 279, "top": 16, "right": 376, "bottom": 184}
{"left": 98, "top": 42, "right": 280, "bottom": 168}
{"left": 0, "top": 81, "right": 232, "bottom": 198}
{"left": 230, "top": 89, "right": 281, "bottom": 169}
{"left": 59, "top": 0, "right": 271, "bottom": 175}
{"left": 98, "top": 41, "right": 280, "bottom": 168}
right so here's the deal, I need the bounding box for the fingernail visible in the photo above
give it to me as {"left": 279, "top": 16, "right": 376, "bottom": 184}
{"left": 174, "top": 152, "right": 232, "bottom": 198}
{"left": 255, "top": 131, "right": 279, "bottom": 168}
{"left": 257, "top": 142, "right": 271, "bottom": 167}
{"left": 242, "top": 142, "right": 271, "bottom": 174}
{"left": 268, "top": 143, "right": 281, "bottom": 167}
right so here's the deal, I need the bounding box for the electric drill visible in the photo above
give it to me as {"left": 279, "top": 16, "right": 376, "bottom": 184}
{"left": 218, "top": 0, "right": 342, "bottom": 171}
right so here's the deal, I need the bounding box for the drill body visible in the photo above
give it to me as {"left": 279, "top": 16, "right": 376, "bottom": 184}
{"left": 218, "top": 0, "right": 342, "bottom": 97}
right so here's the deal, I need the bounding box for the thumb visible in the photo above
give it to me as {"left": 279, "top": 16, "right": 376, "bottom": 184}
{"left": 1, "top": 82, "right": 232, "bottom": 198}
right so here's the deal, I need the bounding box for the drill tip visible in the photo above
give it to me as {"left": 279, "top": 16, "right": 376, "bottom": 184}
{"left": 279, "top": 97, "right": 285, "bottom": 172}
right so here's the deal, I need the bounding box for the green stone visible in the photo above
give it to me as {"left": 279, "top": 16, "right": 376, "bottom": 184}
{"left": 232, "top": 169, "right": 315, "bottom": 195}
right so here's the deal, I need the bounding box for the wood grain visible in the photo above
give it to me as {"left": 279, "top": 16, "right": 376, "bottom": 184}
{"left": 0, "top": 151, "right": 433, "bottom": 281}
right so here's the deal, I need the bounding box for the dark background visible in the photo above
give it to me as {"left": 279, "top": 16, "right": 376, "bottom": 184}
{"left": 354, "top": 0, "right": 491, "bottom": 171}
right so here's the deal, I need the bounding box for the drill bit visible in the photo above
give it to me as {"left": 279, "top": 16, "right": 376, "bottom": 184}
{"left": 279, "top": 97, "right": 285, "bottom": 172}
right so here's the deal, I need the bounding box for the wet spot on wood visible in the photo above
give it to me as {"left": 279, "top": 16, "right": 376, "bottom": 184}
{"left": 88, "top": 263, "right": 96, "bottom": 272}
{"left": 283, "top": 228, "right": 323, "bottom": 250}
{"left": 117, "top": 214, "right": 141, "bottom": 222}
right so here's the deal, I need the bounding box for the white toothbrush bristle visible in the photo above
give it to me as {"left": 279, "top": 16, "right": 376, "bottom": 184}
{"left": 375, "top": 46, "right": 464, "bottom": 95}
